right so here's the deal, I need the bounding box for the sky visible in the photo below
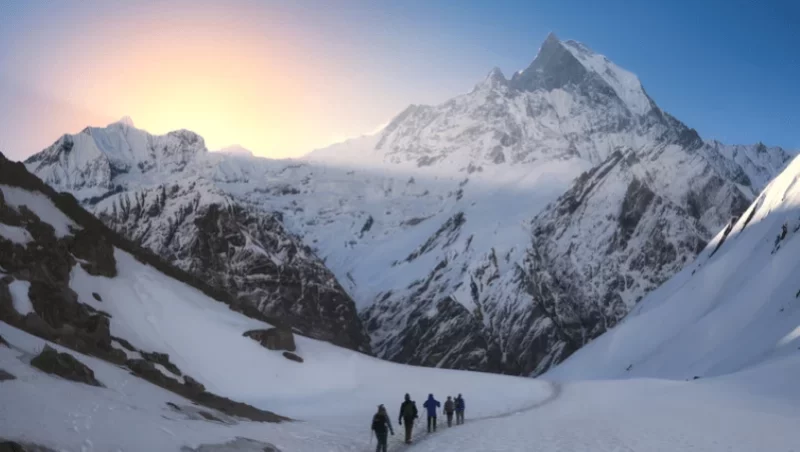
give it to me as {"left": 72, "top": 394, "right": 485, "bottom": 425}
{"left": 0, "top": 0, "right": 797, "bottom": 161}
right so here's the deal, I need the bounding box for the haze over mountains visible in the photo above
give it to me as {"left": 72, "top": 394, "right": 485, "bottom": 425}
{"left": 22, "top": 34, "right": 794, "bottom": 377}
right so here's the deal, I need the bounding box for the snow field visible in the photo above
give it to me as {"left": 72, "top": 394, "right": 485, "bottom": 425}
{"left": 1, "top": 184, "right": 77, "bottom": 237}
{"left": 0, "top": 222, "right": 32, "bottom": 245}
{"left": 8, "top": 280, "right": 33, "bottom": 316}
{"left": 68, "top": 248, "right": 552, "bottom": 419}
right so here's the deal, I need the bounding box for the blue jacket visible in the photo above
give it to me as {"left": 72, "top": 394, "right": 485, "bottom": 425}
{"left": 455, "top": 397, "right": 465, "bottom": 412}
{"left": 423, "top": 395, "right": 440, "bottom": 417}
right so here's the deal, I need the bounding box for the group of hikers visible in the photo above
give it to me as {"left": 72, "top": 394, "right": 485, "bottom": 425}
{"left": 371, "top": 393, "right": 466, "bottom": 451}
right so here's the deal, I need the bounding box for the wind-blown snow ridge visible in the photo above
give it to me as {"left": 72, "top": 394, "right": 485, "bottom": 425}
{"left": 560, "top": 38, "right": 653, "bottom": 116}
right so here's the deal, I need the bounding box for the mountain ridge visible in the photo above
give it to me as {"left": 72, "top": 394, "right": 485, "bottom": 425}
{"left": 24, "top": 33, "right": 795, "bottom": 375}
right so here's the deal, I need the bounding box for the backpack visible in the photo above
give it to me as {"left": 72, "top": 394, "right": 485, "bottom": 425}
{"left": 402, "top": 401, "right": 417, "bottom": 419}
{"left": 372, "top": 413, "right": 386, "bottom": 432}
{"left": 444, "top": 400, "right": 454, "bottom": 413}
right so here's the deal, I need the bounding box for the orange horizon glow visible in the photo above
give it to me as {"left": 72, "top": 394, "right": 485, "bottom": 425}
{"left": 6, "top": 4, "right": 392, "bottom": 158}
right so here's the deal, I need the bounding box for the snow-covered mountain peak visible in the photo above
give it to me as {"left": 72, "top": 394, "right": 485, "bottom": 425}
{"left": 215, "top": 144, "right": 254, "bottom": 157}
{"left": 473, "top": 67, "right": 508, "bottom": 92}
{"left": 25, "top": 123, "right": 208, "bottom": 197}
{"left": 112, "top": 115, "right": 136, "bottom": 128}
{"left": 510, "top": 33, "right": 652, "bottom": 116}
{"left": 560, "top": 39, "right": 653, "bottom": 116}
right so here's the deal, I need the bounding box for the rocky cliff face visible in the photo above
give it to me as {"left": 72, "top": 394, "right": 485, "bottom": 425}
{"left": 25, "top": 121, "right": 371, "bottom": 353}
{"left": 313, "top": 33, "right": 793, "bottom": 375}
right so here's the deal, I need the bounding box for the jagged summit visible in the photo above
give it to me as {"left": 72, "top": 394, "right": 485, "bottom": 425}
{"left": 507, "top": 33, "right": 653, "bottom": 116}
{"left": 473, "top": 67, "right": 507, "bottom": 91}
{"left": 543, "top": 31, "right": 562, "bottom": 48}
{"left": 25, "top": 122, "right": 209, "bottom": 196}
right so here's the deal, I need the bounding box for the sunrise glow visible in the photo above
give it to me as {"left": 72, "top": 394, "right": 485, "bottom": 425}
{"left": 3, "top": 2, "right": 404, "bottom": 157}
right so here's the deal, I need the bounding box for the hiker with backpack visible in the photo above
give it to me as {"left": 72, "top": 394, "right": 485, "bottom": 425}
{"left": 398, "top": 393, "right": 418, "bottom": 444}
{"left": 455, "top": 394, "right": 465, "bottom": 425}
{"left": 371, "top": 404, "right": 394, "bottom": 452}
{"left": 443, "top": 396, "right": 455, "bottom": 427}
{"left": 422, "top": 393, "right": 441, "bottom": 433}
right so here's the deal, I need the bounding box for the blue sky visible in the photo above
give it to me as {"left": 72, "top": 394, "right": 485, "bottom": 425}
{"left": 0, "top": 0, "right": 797, "bottom": 159}
{"left": 341, "top": 0, "right": 799, "bottom": 147}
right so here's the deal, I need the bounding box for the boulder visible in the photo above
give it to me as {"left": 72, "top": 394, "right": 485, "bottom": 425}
{"left": 23, "top": 313, "right": 57, "bottom": 340}
{"left": 67, "top": 229, "right": 117, "bottom": 277}
{"left": 111, "top": 336, "right": 137, "bottom": 352}
{"left": 106, "top": 347, "right": 128, "bottom": 366}
{"left": 0, "top": 282, "right": 21, "bottom": 325}
{"left": 83, "top": 314, "right": 111, "bottom": 345}
{"left": 282, "top": 351, "right": 303, "bottom": 363}
{"left": 0, "top": 369, "right": 15, "bottom": 381}
{"left": 58, "top": 324, "right": 77, "bottom": 336}
{"left": 127, "top": 359, "right": 160, "bottom": 378}
{"left": 141, "top": 351, "right": 182, "bottom": 376}
{"left": 30, "top": 345, "right": 103, "bottom": 387}
{"left": 180, "top": 437, "right": 281, "bottom": 452}
{"left": 243, "top": 328, "right": 296, "bottom": 352}
{"left": 92, "top": 292, "right": 103, "bottom": 302}
{"left": 183, "top": 375, "right": 206, "bottom": 394}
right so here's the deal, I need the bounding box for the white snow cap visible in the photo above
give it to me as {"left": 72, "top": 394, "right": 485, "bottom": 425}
{"left": 113, "top": 116, "right": 135, "bottom": 128}
{"left": 216, "top": 144, "right": 254, "bottom": 157}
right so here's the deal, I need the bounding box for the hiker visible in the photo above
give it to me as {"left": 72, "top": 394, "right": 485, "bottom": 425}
{"left": 371, "top": 404, "right": 394, "bottom": 452}
{"left": 444, "top": 396, "right": 455, "bottom": 427}
{"left": 423, "top": 393, "right": 441, "bottom": 433}
{"left": 398, "top": 393, "right": 418, "bottom": 444}
{"left": 455, "top": 394, "right": 465, "bottom": 425}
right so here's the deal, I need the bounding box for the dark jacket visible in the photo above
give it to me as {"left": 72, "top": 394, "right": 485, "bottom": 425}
{"left": 455, "top": 396, "right": 465, "bottom": 412}
{"left": 372, "top": 412, "right": 394, "bottom": 435}
{"left": 399, "top": 400, "right": 418, "bottom": 422}
{"left": 444, "top": 399, "right": 455, "bottom": 414}
{"left": 423, "top": 395, "right": 440, "bottom": 417}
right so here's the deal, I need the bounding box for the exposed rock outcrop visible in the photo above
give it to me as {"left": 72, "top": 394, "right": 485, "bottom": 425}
{"left": 243, "top": 328, "right": 296, "bottom": 352}
{"left": 282, "top": 352, "right": 303, "bottom": 363}
{"left": 30, "top": 345, "right": 103, "bottom": 387}
{"left": 0, "top": 369, "right": 15, "bottom": 381}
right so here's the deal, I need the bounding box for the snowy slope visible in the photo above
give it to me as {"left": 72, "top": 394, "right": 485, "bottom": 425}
{"left": 549, "top": 153, "right": 800, "bottom": 380}
{"left": 409, "top": 360, "right": 800, "bottom": 452}
{"left": 25, "top": 125, "right": 371, "bottom": 353}
{"left": 26, "top": 35, "right": 794, "bottom": 377}
{"left": 2, "top": 151, "right": 556, "bottom": 451}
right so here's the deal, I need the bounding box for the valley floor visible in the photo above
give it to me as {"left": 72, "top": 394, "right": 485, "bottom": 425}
{"left": 2, "top": 230, "right": 799, "bottom": 451}
{"left": 3, "top": 318, "right": 799, "bottom": 452}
